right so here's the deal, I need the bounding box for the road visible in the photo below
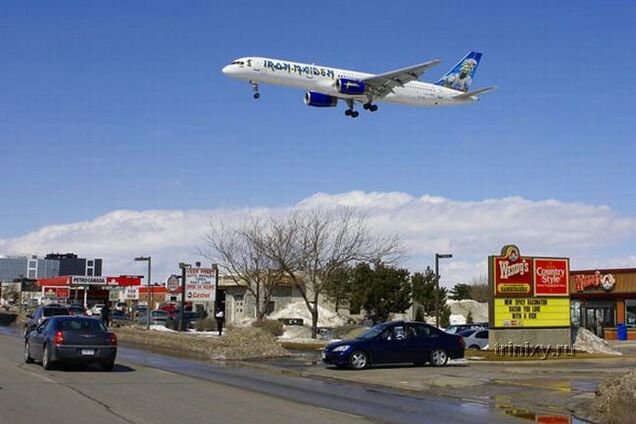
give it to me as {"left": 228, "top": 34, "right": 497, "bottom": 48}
{"left": 0, "top": 329, "right": 520, "bottom": 424}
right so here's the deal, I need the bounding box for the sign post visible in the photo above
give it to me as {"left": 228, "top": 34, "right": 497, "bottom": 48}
{"left": 489, "top": 245, "right": 571, "bottom": 348}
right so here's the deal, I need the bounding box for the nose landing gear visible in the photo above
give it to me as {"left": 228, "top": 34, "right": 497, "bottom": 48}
{"left": 250, "top": 81, "right": 260, "bottom": 99}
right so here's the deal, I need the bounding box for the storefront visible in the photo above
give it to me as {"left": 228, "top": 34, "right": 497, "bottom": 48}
{"left": 570, "top": 268, "right": 636, "bottom": 340}
{"left": 38, "top": 275, "right": 142, "bottom": 307}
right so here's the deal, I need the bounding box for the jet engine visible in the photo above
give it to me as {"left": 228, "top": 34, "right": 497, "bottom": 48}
{"left": 304, "top": 91, "right": 338, "bottom": 107}
{"left": 335, "top": 78, "right": 366, "bottom": 95}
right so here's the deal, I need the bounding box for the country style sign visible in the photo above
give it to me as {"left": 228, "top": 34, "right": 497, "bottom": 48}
{"left": 534, "top": 258, "right": 570, "bottom": 296}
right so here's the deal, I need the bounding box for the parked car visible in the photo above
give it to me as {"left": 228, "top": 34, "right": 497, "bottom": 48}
{"left": 88, "top": 304, "right": 104, "bottom": 316}
{"left": 138, "top": 310, "right": 170, "bottom": 326}
{"left": 459, "top": 329, "right": 489, "bottom": 350}
{"left": 322, "top": 320, "right": 465, "bottom": 370}
{"left": 24, "top": 316, "right": 117, "bottom": 371}
{"left": 67, "top": 304, "right": 87, "bottom": 316}
{"left": 24, "top": 304, "right": 70, "bottom": 336}
{"left": 110, "top": 310, "right": 130, "bottom": 323}
{"left": 444, "top": 322, "right": 488, "bottom": 334}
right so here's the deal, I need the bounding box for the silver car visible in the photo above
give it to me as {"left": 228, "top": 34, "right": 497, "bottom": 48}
{"left": 458, "top": 329, "right": 489, "bottom": 350}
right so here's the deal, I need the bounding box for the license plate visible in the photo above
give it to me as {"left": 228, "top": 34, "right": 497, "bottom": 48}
{"left": 81, "top": 349, "right": 95, "bottom": 356}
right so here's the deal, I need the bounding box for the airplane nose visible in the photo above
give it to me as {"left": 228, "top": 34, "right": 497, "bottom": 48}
{"left": 222, "top": 65, "right": 231, "bottom": 75}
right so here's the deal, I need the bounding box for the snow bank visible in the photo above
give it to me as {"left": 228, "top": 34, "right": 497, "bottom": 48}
{"left": 446, "top": 299, "right": 488, "bottom": 323}
{"left": 269, "top": 301, "right": 346, "bottom": 327}
{"left": 574, "top": 327, "right": 622, "bottom": 355}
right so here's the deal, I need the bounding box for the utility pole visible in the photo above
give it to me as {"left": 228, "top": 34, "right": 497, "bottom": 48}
{"left": 134, "top": 256, "right": 152, "bottom": 330}
{"left": 434, "top": 253, "right": 453, "bottom": 328}
{"left": 178, "top": 262, "right": 191, "bottom": 332}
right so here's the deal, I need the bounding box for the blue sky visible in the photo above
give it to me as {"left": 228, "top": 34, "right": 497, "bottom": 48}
{"left": 1, "top": 0, "right": 634, "bottom": 242}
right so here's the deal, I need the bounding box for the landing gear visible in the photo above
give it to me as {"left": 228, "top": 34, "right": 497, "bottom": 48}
{"left": 363, "top": 102, "right": 378, "bottom": 112}
{"left": 344, "top": 109, "right": 359, "bottom": 118}
{"left": 345, "top": 99, "right": 359, "bottom": 118}
{"left": 250, "top": 80, "right": 260, "bottom": 99}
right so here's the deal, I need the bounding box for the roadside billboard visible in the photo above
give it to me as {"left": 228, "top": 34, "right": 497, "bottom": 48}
{"left": 185, "top": 267, "right": 216, "bottom": 302}
{"left": 489, "top": 245, "right": 570, "bottom": 329}
{"left": 493, "top": 298, "right": 570, "bottom": 327}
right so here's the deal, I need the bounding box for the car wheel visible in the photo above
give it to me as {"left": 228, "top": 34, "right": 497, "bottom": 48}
{"left": 469, "top": 344, "right": 481, "bottom": 350}
{"left": 349, "top": 350, "right": 369, "bottom": 370}
{"left": 100, "top": 361, "right": 115, "bottom": 372}
{"left": 42, "top": 344, "right": 55, "bottom": 370}
{"left": 429, "top": 348, "right": 449, "bottom": 367}
{"left": 24, "top": 341, "right": 34, "bottom": 364}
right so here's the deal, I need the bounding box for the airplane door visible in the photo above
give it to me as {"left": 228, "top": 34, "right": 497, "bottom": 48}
{"left": 251, "top": 58, "right": 261, "bottom": 73}
{"left": 305, "top": 64, "right": 314, "bottom": 80}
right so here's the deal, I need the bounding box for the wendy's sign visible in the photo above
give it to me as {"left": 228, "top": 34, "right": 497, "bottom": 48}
{"left": 492, "top": 245, "right": 534, "bottom": 296}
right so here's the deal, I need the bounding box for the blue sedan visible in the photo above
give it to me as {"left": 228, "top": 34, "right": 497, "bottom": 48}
{"left": 24, "top": 316, "right": 117, "bottom": 371}
{"left": 322, "top": 321, "right": 465, "bottom": 370}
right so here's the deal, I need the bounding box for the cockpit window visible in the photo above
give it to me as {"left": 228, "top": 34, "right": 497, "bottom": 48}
{"left": 231, "top": 61, "right": 245, "bottom": 66}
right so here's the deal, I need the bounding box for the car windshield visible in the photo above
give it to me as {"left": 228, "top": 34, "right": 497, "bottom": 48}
{"left": 357, "top": 323, "right": 389, "bottom": 340}
{"left": 55, "top": 318, "right": 106, "bottom": 332}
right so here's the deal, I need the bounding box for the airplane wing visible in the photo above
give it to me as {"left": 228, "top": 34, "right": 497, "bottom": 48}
{"left": 362, "top": 59, "right": 442, "bottom": 100}
{"left": 452, "top": 86, "right": 497, "bottom": 100}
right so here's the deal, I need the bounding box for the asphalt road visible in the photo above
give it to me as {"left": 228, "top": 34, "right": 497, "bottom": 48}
{"left": 0, "top": 330, "right": 520, "bottom": 424}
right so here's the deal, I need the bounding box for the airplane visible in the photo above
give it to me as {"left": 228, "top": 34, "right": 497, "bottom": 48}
{"left": 222, "top": 51, "right": 495, "bottom": 118}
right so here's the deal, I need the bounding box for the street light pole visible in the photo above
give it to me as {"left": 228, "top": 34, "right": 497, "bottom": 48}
{"left": 134, "top": 256, "right": 152, "bottom": 330}
{"left": 178, "top": 262, "right": 191, "bottom": 332}
{"left": 434, "top": 253, "right": 453, "bottom": 328}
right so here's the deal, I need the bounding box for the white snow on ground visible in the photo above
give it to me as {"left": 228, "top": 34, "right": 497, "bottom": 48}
{"left": 574, "top": 327, "right": 622, "bottom": 355}
{"left": 270, "top": 301, "right": 346, "bottom": 327}
{"left": 150, "top": 325, "right": 175, "bottom": 332}
{"left": 446, "top": 300, "right": 488, "bottom": 323}
{"left": 270, "top": 300, "right": 347, "bottom": 340}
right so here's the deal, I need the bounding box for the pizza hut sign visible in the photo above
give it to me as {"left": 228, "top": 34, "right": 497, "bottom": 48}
{"left": 574, "top": 271, "right": 616, "bottom": 292}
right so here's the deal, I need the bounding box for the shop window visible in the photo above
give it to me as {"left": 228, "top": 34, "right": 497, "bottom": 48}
{"left": 626, "top": 300, "right": 636, "bottom": 328}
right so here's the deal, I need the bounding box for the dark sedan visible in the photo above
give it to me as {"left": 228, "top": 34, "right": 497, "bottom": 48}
{"left": 24, "top": 304, "right": 70, "bottom": 336}
{"left": 322, "top": 321, "right": 465, "bottom": 370}
{"left": 24, "top": 316, "right": 117, "bottom": 371}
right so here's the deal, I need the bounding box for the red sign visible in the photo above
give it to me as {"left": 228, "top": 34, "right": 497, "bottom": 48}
{"left": 493, "top": 245, "right": 533, "bottom": 296}
{"left": 55, "top": 288, "right": 70, "bottom": 298}
{"left": 574, "top": 271, "right": 616, "bottom": 292}
{"left": 534, "top": 258, "right": 569, "bottom": 296}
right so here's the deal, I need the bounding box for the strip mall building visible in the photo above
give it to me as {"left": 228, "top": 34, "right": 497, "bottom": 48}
{"left": 570, "top": 268, "right": 636, "bottom": 340}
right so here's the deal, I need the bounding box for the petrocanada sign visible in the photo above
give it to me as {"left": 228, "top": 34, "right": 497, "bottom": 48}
{"left": 71, "top": 276, "right": 107, "bottom": 286}
{"left": 185, "top": 268, "right": 216, "bottom": 302}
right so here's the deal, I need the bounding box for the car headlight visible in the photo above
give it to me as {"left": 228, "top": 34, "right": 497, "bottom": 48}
{"left": 332, "top": 345, "right": 350, "bottom": 353}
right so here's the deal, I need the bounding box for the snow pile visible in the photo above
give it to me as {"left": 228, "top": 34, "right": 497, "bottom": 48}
{"left": 447, "top": 300, "right": 488, "bottom": 323}
{"left": 270, "top": 301, "right": 346, "bottom": 327}
{"left": 450, "top": 314, "right": 467, "bottom": 325}
{"left": 150, "top": 324, "right": 176, "bottom": 332}
{"left": 278, "top": 325, "right": 312, "bottom": 340}
{"left": 574, "top": 327, "right": 622, "bottom": 355}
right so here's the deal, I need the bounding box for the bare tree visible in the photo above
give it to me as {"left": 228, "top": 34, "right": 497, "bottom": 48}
{"left": 203, "top": 219, "right": 284, "bottom": 321}
{"left": 253, "top": 208, "right": 400, "bottom": 338}
{"left": 469, "top": 274, "right": 490, "bottom": 302}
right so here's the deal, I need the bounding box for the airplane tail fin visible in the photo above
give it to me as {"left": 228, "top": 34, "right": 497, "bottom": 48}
{"left": 435, "top": 51, "right": 482, "bottom": 92}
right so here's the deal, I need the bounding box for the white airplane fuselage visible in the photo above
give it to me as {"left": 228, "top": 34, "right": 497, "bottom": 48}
{"left": 222, "top": 57, "right": 476, "bottom": 107}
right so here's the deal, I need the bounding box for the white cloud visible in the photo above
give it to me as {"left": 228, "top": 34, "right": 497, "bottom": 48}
{"left": 2, "top": 191, "right": 635, "bottom": 286}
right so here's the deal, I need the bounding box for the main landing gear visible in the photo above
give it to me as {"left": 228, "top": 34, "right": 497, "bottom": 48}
{"left": 363, "top": 102, "right": 378, "bottom": 112}
{"left": 250, "top": 81, "right": 260, "bottom": 99}
{"left": 344, "top": 99, "right": 359, "bottom": 118}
